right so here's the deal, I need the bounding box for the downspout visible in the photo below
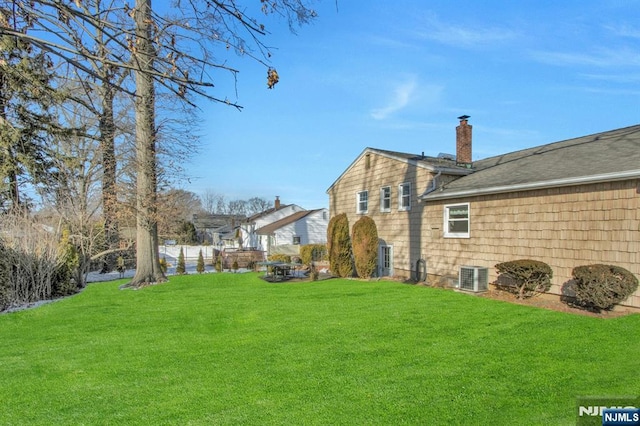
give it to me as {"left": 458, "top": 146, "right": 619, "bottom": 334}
{"left": 414, "top": 170, "right": 441, "bottom": 282}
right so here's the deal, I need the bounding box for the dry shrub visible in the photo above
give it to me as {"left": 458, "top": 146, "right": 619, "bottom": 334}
{"left": 0, "top": 211, "right": 73, "bottom": 310}
{"left": 494, "top": 259, "right": 552, "bottom": 299}
{"left": 572, "top": 264, "right": 638, "bottom": 312}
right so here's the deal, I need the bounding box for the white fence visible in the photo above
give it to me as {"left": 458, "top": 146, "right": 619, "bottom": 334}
{"left": 159, "top": 245, "right": 218, "bottom": 264}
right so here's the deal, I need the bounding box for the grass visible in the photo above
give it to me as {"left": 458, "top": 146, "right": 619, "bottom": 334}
{"left": 0, "top": 273, "right": 638, "bottom": 425}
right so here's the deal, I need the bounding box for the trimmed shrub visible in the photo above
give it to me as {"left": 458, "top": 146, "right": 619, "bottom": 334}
{"left": 494, "top": 259, "right": 553, "bottom": 299}
{"left": 300, "top": 244, "right": 328, "bottom": 264}
{"left": 196, "top": 249, "right": 205, "bottom": 274}
{"left": 572, "top": 264, "right": 639, "bottom": 312}
{"left": 176, "top": 247, "right": 186, "bottom": 274}
{"left": 327, "top": 213, "right": 353, "bottom": 278}
{"left": 268, "top": 254, "right": 292, "bottom": 263}
{"left": 214, "top": 255, "right": 223, "bottom": 273}
{"left": 232, "top": 259, "right": 239, "bottom": 273}
{"left": 351, "top": 216, "right": 378, "bottom": 279}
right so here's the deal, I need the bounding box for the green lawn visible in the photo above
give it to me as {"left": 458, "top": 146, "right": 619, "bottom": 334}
{"left": 1, "top": 273, "right": 638, "bottom": 425}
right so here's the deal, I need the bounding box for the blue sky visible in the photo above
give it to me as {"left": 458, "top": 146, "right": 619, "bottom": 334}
{"left": 185, "top": 0, "right": 640, "bottom": 210}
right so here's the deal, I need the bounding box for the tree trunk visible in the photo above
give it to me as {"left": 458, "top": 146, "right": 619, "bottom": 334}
{"left": 126, "top": 0, "right": 166, "bottom": 286}
{"left": 99, "top": 84, "right": 119, "bottom": 272}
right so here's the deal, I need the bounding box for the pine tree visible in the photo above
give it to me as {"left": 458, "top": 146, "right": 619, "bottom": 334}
{"left": 176, "top": 247, "right": 186, "bottom": 275}
{"left": 0, "top": 33, "right": 71, "bottom": 210}
{"left": 196, "top": 249, "right": 205, "bottom": 274}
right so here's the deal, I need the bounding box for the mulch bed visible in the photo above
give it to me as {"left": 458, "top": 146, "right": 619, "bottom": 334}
{"left": 476, "top": 288, "right": 638, "bottom": 318}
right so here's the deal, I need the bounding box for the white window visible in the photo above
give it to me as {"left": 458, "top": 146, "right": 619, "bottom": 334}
{"left": 357, "top": 190, "right": 368, "bottom": 214}
{"left": 444, "top": 203, "right": 470, "bottom": 238}
{"left": 399, "top": 182, "right": 411, "bottom": 211}
{"left": 380, "top": 186, "right": 391, "bottom": 212}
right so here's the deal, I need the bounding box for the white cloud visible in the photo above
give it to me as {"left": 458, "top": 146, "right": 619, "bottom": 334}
{"left": 580, "top": 73, "right": 640, "bottom": 84}
{"left": 413, "top": 13, "right": 518, "bottom": 48}
{"left": 605, "top": 23, "right": 640, "bottom": 39}
{"left": 530, "top": 47, "right": 640, "bottom": 68}
{"left": 370, "top": 77, "right": 418, "bottom": 120}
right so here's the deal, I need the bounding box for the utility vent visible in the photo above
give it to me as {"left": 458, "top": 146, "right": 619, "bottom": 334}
{"left": 459, "top": 266, "right": 488, "bottom": 292}
{"left": 437, "top": 152, "right": 456, "bottom": 161}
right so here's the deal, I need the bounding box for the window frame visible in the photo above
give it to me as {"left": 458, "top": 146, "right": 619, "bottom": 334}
{"left": 380, "top": 186, "right": 391, "bottom": 212}
{"left": 398, "top": 182, "right": 411, "bottom": 211}
{"left": 444, "top": 203, "right": 470, "bottom": 238}
{"left": 356, "top": 190, "right": 368, "bottom": 214}
{"left": 292, "top": 236, "right": 301, "bottom": 245}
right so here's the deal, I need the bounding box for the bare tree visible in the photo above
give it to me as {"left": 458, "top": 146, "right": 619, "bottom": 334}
{"left": 156, "top": 188, "right": 202, "bottom": 240}
{"left": 247, "top": 196, "right": 273, "bottom": 216}
{"left": 201, "top": 189, "right": 219, "bottom": 215}
{"left": 227, "top": 199, "right": 248, "bottom": 216}
{"left": 0, "top": 0, "right": 319, "bottom": 286}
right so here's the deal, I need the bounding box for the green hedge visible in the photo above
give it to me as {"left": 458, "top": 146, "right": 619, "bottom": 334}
{"left": 352, "top": 216, "right": 378, "bottom": 279}
{"left": 300, "top": 244, "right": 327, "bottom": 264}
{"left": 327, "top": 213, "right": 353, "bottom": 278}
{"left": 268, "top": 254, "right": 292, "bottom": 263}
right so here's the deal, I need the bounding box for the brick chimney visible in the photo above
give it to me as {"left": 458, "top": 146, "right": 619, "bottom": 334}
{"left": 456, "top": 115, "right": 472, "bottom": 166}
{"left": 275, "top": 196, "right": 281, "bottom": 210}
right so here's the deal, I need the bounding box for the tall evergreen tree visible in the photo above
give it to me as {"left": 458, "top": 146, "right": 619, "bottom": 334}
{"left": 0, "top": 31, "right": 70, "bottom": 210}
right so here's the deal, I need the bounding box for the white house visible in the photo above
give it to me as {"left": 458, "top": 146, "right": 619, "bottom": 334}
{"left": 255, "top": 208, "right": 329, "bottom": 255}
{"left": 242, "top": 196, "right": 306, "bottom": 251}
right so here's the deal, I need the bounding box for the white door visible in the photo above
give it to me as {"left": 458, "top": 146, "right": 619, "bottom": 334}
{"left": 378, "top": 244, "right": 393, "bottom": 277}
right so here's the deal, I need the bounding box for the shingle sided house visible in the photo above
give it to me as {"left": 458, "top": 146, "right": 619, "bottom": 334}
{"left": 327, "top": 117, "right": 640, "bottom": 308}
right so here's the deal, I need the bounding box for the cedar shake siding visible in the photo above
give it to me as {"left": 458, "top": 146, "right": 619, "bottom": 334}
{"left": 421, "top": 180, "right": 640, "bottom": 307}
{"left": 328, "top": 121, "right": 640, "bottom": 308}
{"left": 327, "top": 148, "right": 470, "bottom": 280}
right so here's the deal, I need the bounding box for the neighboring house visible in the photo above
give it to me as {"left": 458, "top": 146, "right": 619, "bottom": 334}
{"left": 242, "top": 196, "right": 306, "bottom": 251}
{"left": 256, "top": 208, "right": 329, "bottom": 255}
{"left": 327, "top": 117, "right": 640, "bottom": 308}
{"left": 191, "top": 213, "right": 245, "bottom": 246}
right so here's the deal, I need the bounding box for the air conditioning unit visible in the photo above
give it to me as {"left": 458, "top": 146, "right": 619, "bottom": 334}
{"left": 459, "top": 266, "right": 488, "bottom": 292}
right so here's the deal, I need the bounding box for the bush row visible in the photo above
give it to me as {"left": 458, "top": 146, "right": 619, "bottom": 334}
{"left": 495, "top": 259, "right": 638, "bottom": 311}
{"left": 326, "top": 214, "right": 379, "bottom": 279}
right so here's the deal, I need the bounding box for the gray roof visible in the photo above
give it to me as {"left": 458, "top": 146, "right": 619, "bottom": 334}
{"left": 326, "top": 147, "right": 472, "bottom": 193}
{"left": 421, "top": 124, "right": 640, "bottom": 200}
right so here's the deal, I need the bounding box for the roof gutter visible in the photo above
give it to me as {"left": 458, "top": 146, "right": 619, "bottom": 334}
{"left": 420, "top": 169, "right": 640, "bottom": 201}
